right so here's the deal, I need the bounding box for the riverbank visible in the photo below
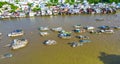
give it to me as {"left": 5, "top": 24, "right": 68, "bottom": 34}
{"left": 0, "top": 1, "right": 120, "bottom": 20}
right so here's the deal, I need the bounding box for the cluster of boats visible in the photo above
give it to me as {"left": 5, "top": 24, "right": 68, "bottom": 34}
{"left": 6, "top": 29, "right": 28, "bottom": 50}
{"left": 0, "top": 24, "right": 120, "bottom": 50}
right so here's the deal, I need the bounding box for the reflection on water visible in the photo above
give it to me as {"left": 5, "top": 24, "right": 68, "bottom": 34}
{"left": 0, "top": 14, "right": 120, "bottom": 64}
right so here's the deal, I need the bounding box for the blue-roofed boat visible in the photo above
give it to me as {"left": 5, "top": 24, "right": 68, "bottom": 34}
{"left": 98, "top": 26, "right": 110, "bottom": 30}
{"left": 58, "top": 31, "right": 71, "bottom": 39}
{"left": 8, "top": 29, "right": 24, "bottom": 37}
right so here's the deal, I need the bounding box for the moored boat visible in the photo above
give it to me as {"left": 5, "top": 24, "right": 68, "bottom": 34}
{"left": 70, "top": 42, "right": 83, "bottom": 47}
{"left": 43, "top": 40, "right": 56, "bottom": 45}
{"left": 8, "top": 29, "right": 24, "bottom": 37}
{"left": 74, "top": 29, "right": 85, "bottom": 33}
{"left": 58, "top": 31, "right": 71, "bottom": 39}
{"left": 40, "top": 32, "right": 49, "bottom": 36}
{"left": 51, "top": 27, "right": 63, "bottom": 32}
{"left": 11, "top": 39, "right": 28, "bottom": 50}
{"left": 76, "top": 35, "right": 89, "bottom": 40}
{"left": 114, "top": 26, "right": 120, "bottom": 29}
{"left": 73, "top": 24, "right": 82, "bottom": 28}
{"left": 80, "top": 40, "right": 91, "bottom": 43}
{"left": 38, "top": 27, "right": 49, "bottom": 31}
{"left": 100, "top": 29, "right": 114, "bottom": 33}
{"left": 1, "top": 53, "right": 13, "bottom": 59}
{"left": 84, "top": 26, "right": 95, "bottom": 30}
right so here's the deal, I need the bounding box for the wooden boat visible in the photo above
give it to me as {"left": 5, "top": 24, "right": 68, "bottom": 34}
{"left": 11, "top": 39, "right": 28, "bottom": 50}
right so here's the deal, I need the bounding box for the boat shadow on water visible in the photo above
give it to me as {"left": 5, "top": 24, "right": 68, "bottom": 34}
{"left": 99, "top": 52, "right": 120, "bottom": 64}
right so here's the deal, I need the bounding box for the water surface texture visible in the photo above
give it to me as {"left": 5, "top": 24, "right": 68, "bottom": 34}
{"left": 0, "top": 14, "right": 120, "bottom": 64}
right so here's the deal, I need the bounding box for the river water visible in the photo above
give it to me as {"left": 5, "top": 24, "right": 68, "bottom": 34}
{"left": 0, "top": 14, "right": 120, "bottom": 64}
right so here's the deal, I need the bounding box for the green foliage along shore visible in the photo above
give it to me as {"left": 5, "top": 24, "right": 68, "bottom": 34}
{"left": 0, "top": 2, "right": 18, "bottom": 12}
{"left": 50, "top": 0, "right": 120, "bottom": 4}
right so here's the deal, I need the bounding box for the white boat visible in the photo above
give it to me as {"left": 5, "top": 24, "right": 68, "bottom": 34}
{"left": 104, "top": 30, "right": 114, "bottom": 33}
{"left": 40, "top": 32, "right": 49, "bottom": 36}
{"left": 39, "top": 27, "right": 49, "bottom": 31}
{"left": 100, "top": 30, "right": 114, "bottom": 33}
{"left": 51, "top": 27, "right": 63, "bottom": 32}
{"left": 73, "top": 24, "right": 82, "bottom": 28}
{"left": 85, "top": 26, "right": 95, "bottom": 30}
{"left": 43, "top": 40, "right": 56, "bottom": 45}
{"left": 8, "top": 29, "right": 24, "bottom": 37}
{"left": 11, "top": 39, "right": 28, "bottom": 50}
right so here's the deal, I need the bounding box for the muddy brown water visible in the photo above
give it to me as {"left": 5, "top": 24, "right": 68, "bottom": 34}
{"left": 0, "top": 14, "right": 120, "bottom": 64}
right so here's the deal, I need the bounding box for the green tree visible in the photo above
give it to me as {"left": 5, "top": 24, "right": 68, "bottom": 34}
{"left": 32, "top": 5, "right": 41, "bottom": 12}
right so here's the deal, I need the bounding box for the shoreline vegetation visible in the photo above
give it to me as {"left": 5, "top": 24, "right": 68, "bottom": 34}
{"left": 0, "top": 0, "right": 120, "bottom": 19}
